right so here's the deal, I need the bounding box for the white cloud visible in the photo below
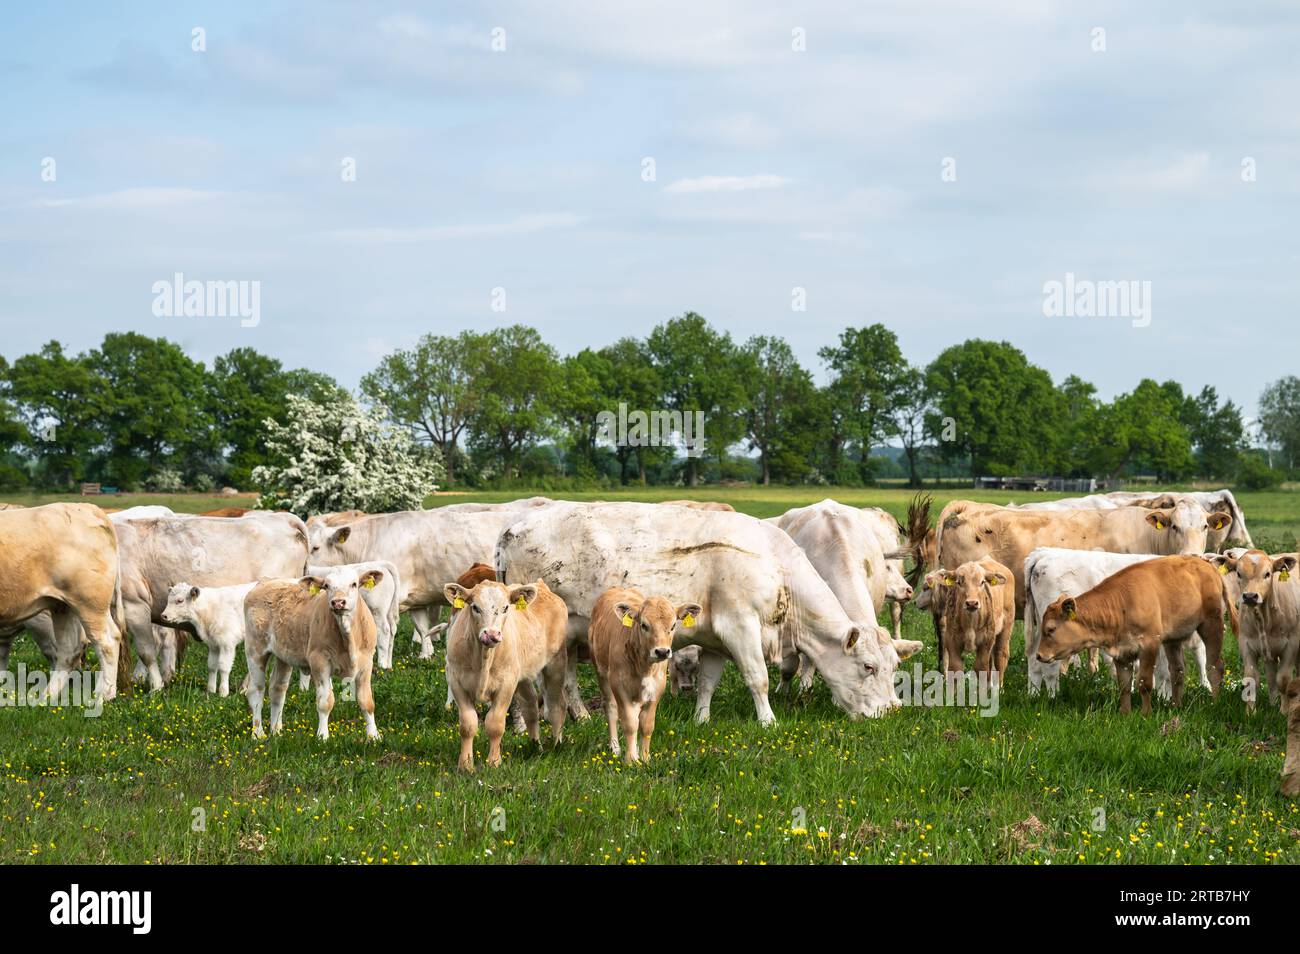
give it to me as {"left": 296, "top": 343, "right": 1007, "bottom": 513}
{"left": 663, "top": 175, "right": 790, "bottom": 195}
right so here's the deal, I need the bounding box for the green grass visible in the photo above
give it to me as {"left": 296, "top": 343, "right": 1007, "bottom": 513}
{"left": 3, "top": 486, "right": 1300, "bottom": 864}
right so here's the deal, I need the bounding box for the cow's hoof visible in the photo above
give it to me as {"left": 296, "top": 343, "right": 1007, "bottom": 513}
{"left": 694, "top": 709, "right": 711, "bottom": 724}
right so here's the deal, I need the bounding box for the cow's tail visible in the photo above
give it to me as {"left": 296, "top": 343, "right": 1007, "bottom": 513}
{"left": 1221, "top": 574, "right": 1240, "bottom": 638}
{"left": 112, "top": 568, "right": 133, "bottom": 690}
{"left": 901, "top": 492, "right": 933, "bottom": 588}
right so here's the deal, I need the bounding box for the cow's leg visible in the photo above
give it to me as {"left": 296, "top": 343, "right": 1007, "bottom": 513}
{"left": 563, "top": 644, "right": 590, "bottom": 721}
{"left": 1136, "top": 644, "right": 1158, "bottom": 716}
{"left": 298, "top": 668, "right": 311, "bottom": 692}
{"left": 1088, "top": 648, "right": 1100, "bottom": 673}
{"left": 156, "top": 627, "right": 178, "bottom": 684}
{"left": 974, "top": 642, "right": 993, "bottom": 680}
{"left": 890, "top": 600, "right": 902, "bottom": 641}
{"left": 541, "top": 652, "right": 567, "bottom": 744}
{"left": 1283, "top": 699, "right": 1300, "bottom": 796}
{"left": 410, "top": 607, "right": 436, "bottom": 658}
{"left": 797, "top": 652, "right": 816, "bottom": 694}
{"left": 776, "top": 634, "right": 799, "bottom": 695}
{"left": 516, "top": 679, "right": 541, "bottom": 744}
{"left": 598, "top": 671, "right": 620, "bottom": 756}
{"left": 268, "top": 658, "right": 294, "bottom": 735}
{"left": 1191, "top": 635, "right": 1211, "bottom": 691}
{"left": 726, "top": 619, "right": 775, "bottom": 726}
{"left": 1162, "top": 640, "right": 1186, "bottom": 708}
{"left": 510, "top": 690, "right": 528, "bottom": 734}
{"left": 620, "top": 699, "right": 641, "bottom": 764}
{"left": 74, "top": 601, "right": 122, "bottom": 702}
{"left": 0, "top": 631, "right": 12, "bottom": 673}
{"left": 1240, "top": 636, "right": 1261, "bottom": 712}
{"left": 376, "top": 619, "right": 394, "bottom": 671}
{"left": 444, "top": 651, "right": 456, "bottom": 711}
{"left": 1197, "top": 617, "right": 1225, "bottom": 699}
{"left": 1274, "top": 642, "right": 1300, "bottom": 711}
{"left": 245, "top": 647, "right": 270, "bottom": 738}
{"left": 356, "top": 662, "right": 379, "bottom": 740}
{"left": 1114, "top": 658, "right": 1134, "bottom": 714}
{"left": 1153, "top": 645, "right": 1172, "bottom": 701}
{"left": 638, "top": 697, "right": 659, "bottom": 763}
{"left": 312, "top": 662, "right": 335, "bottom": 740}
{"left": 693, "top": 649, "right": 727, "bottom": 724}
{"left": 205, "top": 644, "right": 220, "bottom": 694}
{"left": 455, "top": 692, "right": 479, "bottom": 773}
{"left": 216, "top": 643, "right": 235, "bottom": 698}
{"left": 124, "top": 601, "right": 163, "bottom": 692}
{"left": 45, "top": 608, "right": 83, "bottom": 702}
{"left": 484, "top": 693, "right": 510, "bottom": 768}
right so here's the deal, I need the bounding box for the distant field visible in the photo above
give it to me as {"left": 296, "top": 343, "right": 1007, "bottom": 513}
{"left": 2, "top": 486, "right": 1299, "bottom": 864}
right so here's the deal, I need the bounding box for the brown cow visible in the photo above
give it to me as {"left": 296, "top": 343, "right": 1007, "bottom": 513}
{"left": 443, "top": 578, "right": 568, "bottom": 772}
{"left": 1207, "top": 549, "right": 1300, "bottom": 712}
{"left": 243, "top": 565, "right": 383, "bottom": 740}
{"left": 1036, "top": 555, "right": 1236, "bottom": 714}
{"left": 0, "top": 503, "right": 125, "bottom": 701}
{"left": 588, "top": 587, "right": 702, "bottom": 764}
{"left": 1281, "top": 677, "right": 1300, "bottom": 795}
{"left": 935, "top": 559, "right": 1014, "bottom": 684}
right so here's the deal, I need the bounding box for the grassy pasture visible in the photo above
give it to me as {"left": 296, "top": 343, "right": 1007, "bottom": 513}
{"left": 2, "top": 486, "right": 1299, "bottom": 864}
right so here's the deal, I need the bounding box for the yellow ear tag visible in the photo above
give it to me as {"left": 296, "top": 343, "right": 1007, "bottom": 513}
{"left": 944, "top": 576, "right": 957, "bottom": 586}
{"left": 1065, "top": 608, "right": 1077, "bottom": 621}
{"left": 363, "top": 578, "right": 376, "bottom": 589}
{"left": 1155, "top": 519, "right": 1165, "bottom": 530}
{"left": 682, "top": 612, "right": 696, "bottom": 628}
{"left": 621, "top": 613, "right": 634, "bottom": 628}
{"left": 1218, "top": 563, "right": 1228, "bottom": 575}
{"left": 308, "top": 584, "right": 320, "bottom": 595}
{"left": 1282, "top": 570, "right": 1292, "bottom": 582}
{"left": 516, "top": 597, "right": 528, "bottom": 611}
{"left": 453, "top": 597, "right": 465, "bottom": 609}
{"left": 988, "top": 578, "right": 1000, "bottom": 587}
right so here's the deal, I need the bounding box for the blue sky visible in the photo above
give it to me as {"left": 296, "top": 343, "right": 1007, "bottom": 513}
{"left": 1, "top": 1, "right": 1297, "bottom": 423}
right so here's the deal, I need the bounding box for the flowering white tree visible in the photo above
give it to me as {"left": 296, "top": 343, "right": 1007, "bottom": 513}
{"left": 252, "top": 393, "right": 444, "bottom": 515}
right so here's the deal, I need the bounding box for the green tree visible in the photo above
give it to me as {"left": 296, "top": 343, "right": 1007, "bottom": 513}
{"left": 1259, "top": 376, "right": 1300, "bottom": 470}
{"left": 555, "top": 348, "right": 615, "bottom": 476}
{"left": 738, "top": 336, "right": 816, "bottom": 485}
{"left": 361, "top": 331, "right": 488, "bottom": 486}
{"left": 819, "top": 324, "right": 911, "bottom": 482}
{"left": 1056, "top": 374, "right": 1100, "bottom": 475}
{"left": 1083, "top": 379, "right": 1193, "bottom": 480}
{"left": 1187, "top": 386, "right": 1244, "bottom": 480}
{"left": 600, "top": 337, "right": 665, "bottom": 484}
{"left": 467, "top": 325, "right": 561, "bottom": 479}
{"left": 891, "top": 366, "right": 930, "bottom": 488}
{"left": 925, "top": 339, "right": 1064, "bottom": 476}
{"left": 6, "top": 341, "right": 106, "bottom": 488}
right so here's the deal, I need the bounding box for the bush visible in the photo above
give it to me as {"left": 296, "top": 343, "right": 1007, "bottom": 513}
{"left": 1235, "top": 453, "right": 1284, "bottom": 491}
{"left": 145, "top": 468, "right": 184, "bottom": 492}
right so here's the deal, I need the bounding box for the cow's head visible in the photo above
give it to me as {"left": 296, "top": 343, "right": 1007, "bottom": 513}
{"left": 613, "top": 596, "right": 701, "bottom": 665}
{"left": 1036, "top": 595, "right": 1090, "bottom": 662}
{"left": 670, "top": 645, "right": 702, "bottom": 694}
{"left": 443, "top": 580, "right": 534, "bottom": 647}
{"left": 1144, "top": 501, "right": 1231, "bottom": 555}
{"left": 914, "top": 569, "right": 945, "bottom": 612}
{"left": 1216, "top": 549, "right": 1297, "bottom": 610}
{"left": 819, "top": 624, "right": 922, "bottom": 718}
{"left": 161, "top": 583, "right": 201, "bottom": 625}
{"left": 882, "top": 560, "right": 914, "bottom": 603}
{"left": 309, "top": 523, "right": 352, "bottom": 560}
{"left": 943, "top": 561, "right": 1007, "bottom": 616}
{"left": 302, "top": 566, "right": 383, "bottom": 618}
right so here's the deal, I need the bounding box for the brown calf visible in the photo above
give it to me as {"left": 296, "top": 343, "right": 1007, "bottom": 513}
{"left": 1207, "top": 549, "right": 1300, "bottom": 712}
{"left": 443, "top": 578, "right": 568, "bottom": 772}
{"left": 1281, "top": 677, "right": 1300, "bottom": 795}
{"left": 1036, "top": 555, "right": 1235, "bottom": 714}
{"left": 243, "top": 565, "right": 384, "bottom": 740}
{"left": 588, "top": 588, "right": 702, "bottom": 764}
{"left": 936, "top": 559, "right": 1014, "bottom": 683}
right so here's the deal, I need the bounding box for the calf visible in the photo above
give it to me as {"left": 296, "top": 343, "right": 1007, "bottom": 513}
{"left": 589, "top": 588, "right": 701, "bottom": 763}
{"left": 1036, "top": 555, "right": 1234, "bottom": 714}
{"left": 443, "top": 578, "right": 568, "bottom": 772}
{"left": 935, "top": 560, "right": 1014, "bottom": 684}
{"left": 670, "top": 644, "right": 702, "bottom": 695}
{"left": 243, "top": 566, "right": 384, "bottom": 740}
{"left": 1208, "top": 550, "right": 1299, "bottom": 712}
{"left": 307, "top": 560, "right": 401, "bottom": 669}
{"left": 1281, "top": 676, "right": 1300, "bottom": 795}
{"left": 161, "top": 581, "right": 257, "bottom": 696}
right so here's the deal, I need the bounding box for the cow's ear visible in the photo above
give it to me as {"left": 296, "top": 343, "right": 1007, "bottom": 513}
{"left": 675, "top": 603, "right": 702, "bottom": 628}
{"left": 300, "top": 576, "right": 327, "bottom": 596}
{"left": 331, "top": 526, "right": 351, "bottom": 546}
{"left": 188, "top": 585, "right": 200, "bottom": 600}
{"left": 1061, "top": 597, "right": 1078, "bottom": 621}
{"left": 1207, "top": 512, "right": 1233, "bottom": 532}
{"left": 507, "top": 584, "right": 537, "bottom": 610}
{"left": 1206, "top": 555, "right": 1231, "bottom": 575}
{"left": 843, "top": 626, "right": 861, "bottom": 651}
{"left": 359, "top": 569, "right": 383, "bottom": 590}
{"left": 984, "top": 572, "right": 1006, "bottom": 587}
{"left": 1145, "top": 510, "right": 1171, "bottom": 531}
{"left": 893, "top": 638, "right": 923, "bottom": 660}
{"left": 614, "top": 602, "right": 635, "bottom": 628}
{"left": 1274, "top": 555, "right": 1298, "bottom": 580}
{"left": 444, "top": 583, "right": 468, "bottom": 609}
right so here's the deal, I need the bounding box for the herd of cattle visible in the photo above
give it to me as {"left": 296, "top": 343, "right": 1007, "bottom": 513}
{"left": 0, "top": 490, "right": 1297, "bottom": 787}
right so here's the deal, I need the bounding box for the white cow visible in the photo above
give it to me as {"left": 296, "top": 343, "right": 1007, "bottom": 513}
{"left": 495, "top": 502, "right": 922, "bottom": 724}
{"left": 772, "top": 500, "right": 917, "bottom": 693}
{"left": 1009, "top": 490, "right": 1251, "bottom": 548}
{"left": 859, "top": 506, "right": 912, "bottom": 639}
{"left": 1023, "top": 547, "right": 1210, "bottom": 697}
{"left": 160, "top": 581, "right": 257, "bottom": 696}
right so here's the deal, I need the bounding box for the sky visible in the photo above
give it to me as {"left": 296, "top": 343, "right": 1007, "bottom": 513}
{"left": 1, "top": 1, "right": 1297, "bottom": 423}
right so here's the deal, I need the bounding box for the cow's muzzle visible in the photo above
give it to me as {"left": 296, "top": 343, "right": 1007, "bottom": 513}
{"left": 1242, "top": 592, "right": 1262, "bottom": 606}
{"left": 653, "top": 647, "right": 672, "bottom": 661}
{"left": 479, "top": 630, "right": 502, "bottom": 647}
{"left": 964, "top": 600, "right": 980, "bottom": 612}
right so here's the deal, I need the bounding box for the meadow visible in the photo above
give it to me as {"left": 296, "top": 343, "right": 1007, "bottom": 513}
{"left": 2, "top": 486, "right": 1299, "bottom": 864}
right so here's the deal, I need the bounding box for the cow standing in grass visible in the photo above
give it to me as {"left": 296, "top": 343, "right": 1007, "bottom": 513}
{"left": 1208, "top": 549, "right": 1300, "bottom": 712}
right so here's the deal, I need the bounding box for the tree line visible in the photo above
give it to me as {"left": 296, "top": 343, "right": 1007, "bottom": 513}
{"left": 1, "top": 316, "right": 1297, "bottom": 492}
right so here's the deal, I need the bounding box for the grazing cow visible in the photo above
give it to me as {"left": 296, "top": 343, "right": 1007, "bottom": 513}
{"left": 496, "top": 502, "right": 922, "bottom": 724}
{"left": 243, "top": 566, "right": 384, "bottom": 740}
{"left": 112, "top": 513, "right": 309, "bottom": 690}
{"left": 306, "top": 560, "right": 401, "bottom": 669}
{"left": 860, "top": 506, "right": 911, "bottom": 639}
{"left": 160, "top": 581, "right": 257, "bottom": 695}
{"left": 1010, "top": 489, "right": 1251, "bottom": 548}
{"left": 670, "top": 644, "right": 702, "bottom": 695}
{"left": 589, "top": 588, "right": 701, "bottom": 764}
{"left": 1036, "top": 556, "right": 1235, "bottom": 714}
{"left": 309, "top": 509, "right": 537, "bottom": 661}
{"left": 1025, "top": 548, "right": 1212, "bottom": 698}
{"left": 1206, "top": 549, "right": 1300, "bottom": 712}
{"left": 442, "top": 578, "right": 568, "bottom": 772}
{"left": 933, "top": 500, "right": 1231, "bottom": 617}
{"left": 935, "top": 559, "right": 1014, "bottom": 684}
{"left": 772, "top": 499, "right": 918, "bottom": 694}
{"left": 0, "top": 503, "right": 125, "bottom": 701}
